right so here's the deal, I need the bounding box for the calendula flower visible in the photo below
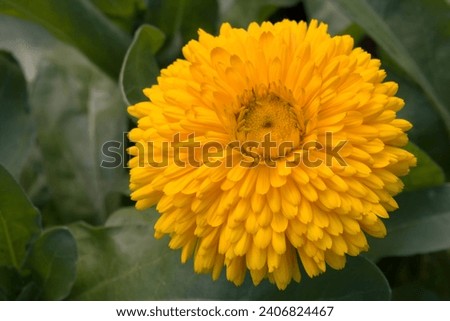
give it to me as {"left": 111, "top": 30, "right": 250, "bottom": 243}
{"left": 128, "top": 19, "right": 416, "bottom": 290}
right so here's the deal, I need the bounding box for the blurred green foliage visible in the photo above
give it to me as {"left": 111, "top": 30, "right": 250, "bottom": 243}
{"left": 0, "top": 0, "right": 449, "bottom": 300}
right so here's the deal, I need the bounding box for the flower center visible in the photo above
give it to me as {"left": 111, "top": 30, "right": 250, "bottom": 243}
{"left": 236, "top": 90, "right": 303, "bottom": 159}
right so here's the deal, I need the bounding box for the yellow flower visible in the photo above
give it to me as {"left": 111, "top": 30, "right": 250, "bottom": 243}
{"left": 128, "top": 19, "right": 416, "bottom": 290}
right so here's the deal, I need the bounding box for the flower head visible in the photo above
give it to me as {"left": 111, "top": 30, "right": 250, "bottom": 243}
{"left": 128, "top": 19, "right": 416, "bottom": 289}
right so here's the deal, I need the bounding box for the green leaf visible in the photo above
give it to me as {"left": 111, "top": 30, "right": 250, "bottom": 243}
{"left": 392, "top": 284, "right": 441, "bottom": 301}
{"left": 120, "top": 25, "right": 165, "bottom": 105}
{"left": 30, "top": 47, "right": 127, "bottom": 225}
{"left": 401, "top": 142, "right": 445, "bottom": 192}
{"left": 149, "top": 0, "right": 218, "bottom": 43}
{"left": 219, "top": 0, "right": 302, "bottom": 27}
{"left": 367, "top": 184, "right": 450, "bottom": 260}
{"left": 0, "top": 51, "right": 34, "bottom": 179}
{"left": 0, "top": 48, "right": 50, "bottom": 207}
{"left": 0, "top": 0, "right": 131, "bottom": 78}
{"left": 25, "top": 228, "right": 77, "bottom": 300}
{"left": 304, "top": 0, "right": 352, "bottom": 35}
{"left": 0, "top": 266, "right": 23, "bottom": 300}
{"left": 265, "top": 256, "right": 390, "bottom": 300}
{"left": 104, "top": 207, "right": 155, "bottom": 227}
{"left": 387, "top": 66, "right": 450, "bottom": 178}
{"left": 303, "top": 0, "right": 365, "bottom": 43}
{"left": 333, "top": 0, "right": 450, "bottom": 139}
{"left": 69, "top": 207, "right": 390, "bottom": 300}
{"left": 0, "top": 165, "right": 40, "bottom": 269}
{"left": 0, "top": 15, "right": 59, "bottom": 82}
{"left": 147, "top": 0, "right": 219, "bottom": 67}
{"left": 89, "top": 0, "right": 147, "bottom": 33}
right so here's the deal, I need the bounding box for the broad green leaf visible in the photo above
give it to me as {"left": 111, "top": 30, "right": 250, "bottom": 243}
{"left": 120, "top": 25, "right": 165, "bottom": 105}
{"left": 148, "top": 0, "right": 218, "bottom": 44}
{"left": 104, "top": 207, "right": 155, "bottom": 227}
{"left": 387, "top": 66, "right": 450, "bottom": 178}
{"left": 0, "top": 51, "right": 34, "bottom": 179}
{"left": 25, "top": 228, "right": 77, "bottom": 300}
{"left": 219, "top": 0, "right": 302, "bottom": 28}
{"left": 14, "top": 281, "right": 40, "bottom": 300}
{"left": 30, "top": 47, "right": 127, "bottom": 225}
{"left": 304, "top": 0, "right": 352, "bottom": 35}
{"left": 263, "top": 256, "right": 390, "bottom": 300}
{"left": 147, "top": 0, "right": 219, "bottom": 67}
{"left": 333, "top": 0, "right": 450, "bottom": 138}
{"left": 401, "top": 143, "right": 445, "bottom": 192}
{"left": 0, "top": 15, "right": 60, "bottom": 81}
{"left": 385, "top": 250, "right": 450, "bottom": 300}
{"left": 15, "top": 145, "right": 50, "bottom": 211}
{"left": 0, "top": 165, "right": 40, "bottom": 269}
{"left": 89, "top": 0, "right": 147, "bottom": 33}
{"left": 367, "top": 184, "right": 450, "bottom": 260}
{"left": 392, "top": 284, "right": 440, "bottom": 301}
{"left": 0, "top": 266, "right": 23, "bottom": 300}
{"left": 303, "top": 0, "right": 365, "bottom": 43}
{"left": 0, "top": 0, "right": 131, "bottom": 78}
{"left": 69, "top": 207, "right": 390, "bottom": 300}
